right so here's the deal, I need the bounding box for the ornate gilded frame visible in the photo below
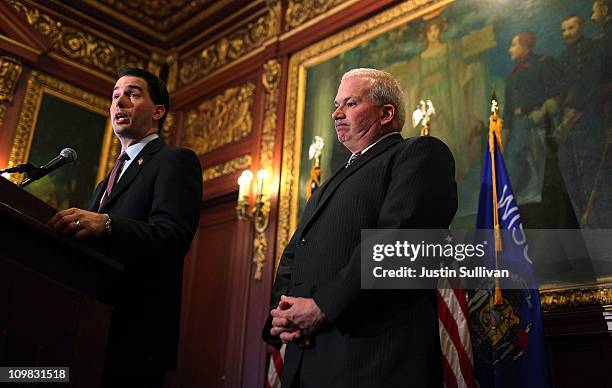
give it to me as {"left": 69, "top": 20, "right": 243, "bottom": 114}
{"left": 275, "top": 0, "right": 612, "bottom": 307}
{"left": 276, "top": 0, "right": 450, "bottom": 266}
{"left": 7, "top": 71, "right": 118, "bottom": 186}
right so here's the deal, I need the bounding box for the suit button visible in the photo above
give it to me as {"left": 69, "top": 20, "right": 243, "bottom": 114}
{"left": 298, "top": 238, "right": 307, "bottom": 246}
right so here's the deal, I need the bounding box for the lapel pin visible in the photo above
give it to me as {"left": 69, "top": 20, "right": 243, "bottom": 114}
{"left": 137, "top": 158, "right": 144, "bottom": 165}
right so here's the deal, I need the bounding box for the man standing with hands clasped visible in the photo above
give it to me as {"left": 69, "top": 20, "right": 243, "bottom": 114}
{"left": 49, "top": 68, "right": 202, "bottom": 387}
{"left": 262, "top": 68, "right": 457, "bottom": 387}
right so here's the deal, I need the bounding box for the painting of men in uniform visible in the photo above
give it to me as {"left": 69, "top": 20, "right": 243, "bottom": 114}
{"left": 556, "top": 14, "right": 610, "bottom": 227}
{"left": 299, "top": 0, "right": 612, "bottom": 232}
{"left": 503, "top": 31, "right": 562, "bottom": 205}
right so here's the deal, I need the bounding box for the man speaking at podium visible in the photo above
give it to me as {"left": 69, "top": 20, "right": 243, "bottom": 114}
{"left": 263, "top": 68, "right": 457, "bottom": 387}
{"left": 48, "top": 68, "right": 203, "bottom": 387}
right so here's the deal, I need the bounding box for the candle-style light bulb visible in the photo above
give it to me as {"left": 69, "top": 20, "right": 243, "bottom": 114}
{"left": 256, "top": 169, "right": 269, "bottom": 196}
{"left": 238, "top": 169, "right": 253, "bottom": 199}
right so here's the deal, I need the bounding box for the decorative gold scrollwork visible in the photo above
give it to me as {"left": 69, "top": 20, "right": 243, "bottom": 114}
{"left": 252, "top": 198, "right": 271, "bottom": 279}
{"left": 285, "top": 0, "right": 344, "bottom": 30}
{"left": 160, "top": 112, "right": 174, "bottom": 144}
{"left": 202, "top": 155, "right": 252, "bottom": 182}
{"left": 180, "top": 83, "right": 255, "bottom": 155}
{"left": 540, "top": 287, "right": 612, "bottom": 311}
{"left": 95, "top": 0, "right": 212, "bottom": 32}
{"left": 9, "top": 0, "right": 144, "bottom": 76}
{"left": 178, "top": 4, "right": 280, "bottom": 86}
{"left": 0, "top": 56, "right": 23, "bottom": 126}
{"left": 249, "top": 59, "right": 281, "bottom": 281}
{"left": 148, "top": 52, "right": 179, "bottom": 93}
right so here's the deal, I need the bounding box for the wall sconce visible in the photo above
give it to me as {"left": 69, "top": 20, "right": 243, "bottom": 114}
{"left": 236, "top": 168, "right": 271, "bottom": 281}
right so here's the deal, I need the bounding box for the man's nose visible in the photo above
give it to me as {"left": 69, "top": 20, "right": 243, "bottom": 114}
{"left": 332, "top": 107, "right": 344, "bottom": 119}
{"left": 115, "top": 95, "right": 129, "bottom": 108}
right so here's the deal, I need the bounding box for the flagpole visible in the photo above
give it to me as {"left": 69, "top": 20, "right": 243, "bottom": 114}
{"left": 489, "top": 91, "right": 504, "bottom": 305}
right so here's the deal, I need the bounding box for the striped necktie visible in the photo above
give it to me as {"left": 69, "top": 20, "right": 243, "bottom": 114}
{"left": 345, "top": 152, "right": 361, "bottom": 168}
{"left": 98, "top": 151, "right": 129, "bottom": 211}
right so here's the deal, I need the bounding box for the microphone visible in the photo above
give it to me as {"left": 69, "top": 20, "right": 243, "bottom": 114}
{"left": 20, "top": 148, "right": 78, "bottom": 187}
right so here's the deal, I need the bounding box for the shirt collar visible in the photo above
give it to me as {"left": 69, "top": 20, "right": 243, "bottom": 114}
{"left": 347, "top": 131, "right": 400, "bottom": 161}
{"left": 124, "top": 133, "right": 159, "bottom": 160}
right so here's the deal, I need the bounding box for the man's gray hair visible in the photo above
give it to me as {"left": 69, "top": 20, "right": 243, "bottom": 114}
{"left": 341, "top": 68, "right": 406, "bottom": 131}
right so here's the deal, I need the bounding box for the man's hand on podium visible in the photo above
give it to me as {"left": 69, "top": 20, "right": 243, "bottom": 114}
{"left": 48, "top": 208, "right": 107, "bottom": 239}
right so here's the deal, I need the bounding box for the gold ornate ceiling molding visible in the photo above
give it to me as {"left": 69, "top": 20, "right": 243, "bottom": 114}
{"left": 285, "top": 0, "right": 344, "bottom": 31}
{"left": 0, "top": 56, "right": 23, "bottom": 126}
{"left": 178, "top": 3, "right": 281, "bottom": 87}
{"left": 8, "top": 0, "right": 145, "bottom": 77}
{"left": 202, "top": 154, "right": 252, "bottom": 182}
{"left": 94, "top": 0, "right": 213, "bottom": 33}
{"left": 179, "top": 82, "right": 255, "bottom": 155}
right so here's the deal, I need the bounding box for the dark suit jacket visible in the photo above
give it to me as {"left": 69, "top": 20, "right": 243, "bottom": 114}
{"left": 89, "top": 137, "right": 202, "bottom": 371}
{"left": 263, "top": 134, "right": 457, "bottom": 388}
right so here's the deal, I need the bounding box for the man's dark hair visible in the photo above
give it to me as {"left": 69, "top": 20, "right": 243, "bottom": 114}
{"left": 562, "top": 14, "right": 585, "bottom": 27}
{"left": 117, "top": 68, "right": 169, "bottom": 132}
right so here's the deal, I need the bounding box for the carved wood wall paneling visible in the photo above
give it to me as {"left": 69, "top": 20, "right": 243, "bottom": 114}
{"left": 165, "top": 0, "right": 255, "bottom": 47}
{"left": 198, "top": 138, "right": 252, "bottom": 201}
{"left": 278, "top": 0, "right": 396, "bottom": 55}
{"left": 176, "top": 0, "right": 268, "bottom": 57}
{"left": 174, "top": 49, "right": 268, "bottom": 110}
{"left": 59, "top": 0, "right": 247, "bottom": 46}
{"left": 0, "top": 55, "right": 22, "bottom": 126}
{"left": 93, "top": 0, "right": 215, "bottom": 34}
{"left": 36, "top": 0, "right": 153, "bottom": 53}
{"left": 7, "top": 0, "right": 147, "bottom": 80}
{"left": 177, "top": 199, "right": 248, "bottom": 387}
{"left": 284, "top": 0, "right": 346, "bottom": 32}
{"left": 177, "top": 2, "right": 281, "bottom": 89}
{"left": 202, "top": 154, "right": 252, "bottom": 183}
{"left": 0, "top": 0, "right": 50, "bottom": 53}
{"left": 239, "top": 56, "right": 287, "bottom": 388}
{"left": 179, "top": 81, "right": 256, "bottom": 156}
{"left": 147, "top": 52, "right": 179, "bottom": 94}
{"left": 0, "top": 58, "right": 26, "bottom": 168}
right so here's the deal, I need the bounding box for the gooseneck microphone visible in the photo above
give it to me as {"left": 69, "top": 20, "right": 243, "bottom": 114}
{"left": 19, "top": 148, "right": 78, "bottom": 187}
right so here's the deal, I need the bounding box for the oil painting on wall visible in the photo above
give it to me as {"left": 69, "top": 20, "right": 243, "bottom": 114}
{"left": 298, "top": 0, "right": 610, "bottom": 229}
{"left": 281, "top": 0, "right": 611, "bottom": 280}
{"left": 25, "top": 92, "right": 109, "bottom": 209}
{"left": 8, "top": 72, "right": 116, "bottom": 210}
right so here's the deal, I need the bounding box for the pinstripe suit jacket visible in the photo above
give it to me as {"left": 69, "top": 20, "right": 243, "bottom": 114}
{"left": 263, "top": 133, "right": 457, "bottom": 387}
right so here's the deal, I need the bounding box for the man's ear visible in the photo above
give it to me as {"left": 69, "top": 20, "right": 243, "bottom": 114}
{"left": 152, "top": 105, "right": 165, "bottom": 121}
{"left": 380, "top": 104, "right": 396, "bottom": 126}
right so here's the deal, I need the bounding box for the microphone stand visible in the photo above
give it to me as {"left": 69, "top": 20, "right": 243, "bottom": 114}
{"left": 0, "top": 163, "right": 40, "bottom": 187}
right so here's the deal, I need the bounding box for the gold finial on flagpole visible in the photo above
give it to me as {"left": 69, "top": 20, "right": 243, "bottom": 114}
{"left": 489, "top": 87, "right": 504, "bottom": 153}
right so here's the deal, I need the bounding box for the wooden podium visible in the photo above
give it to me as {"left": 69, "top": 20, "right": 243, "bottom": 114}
{"left": 0, "top": 177, "right": 122, "bottom": 387}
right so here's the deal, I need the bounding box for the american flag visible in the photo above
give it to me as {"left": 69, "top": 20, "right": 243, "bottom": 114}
{"left": 437, "top": 283, "right": 474, "bottom": 388}
{"left": 266, "top": 344, "right": 285, "bottom": 388}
